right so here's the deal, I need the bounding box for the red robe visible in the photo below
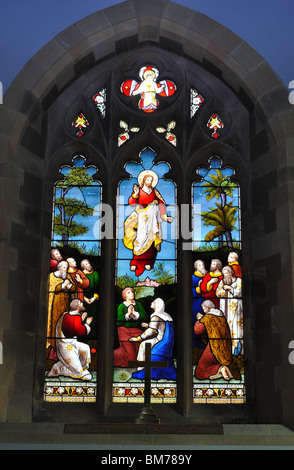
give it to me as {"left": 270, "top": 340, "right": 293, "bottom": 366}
{"left": 50, "top": 259, "right": 58, "bottom": 272}
{"left": 229, "top": 261, "right": 242, "bottom": 278}
{"left": 200, "top": 271, "right": 223, "bottom": 308}
{"left": 128, "top": 188, "right": 167, "bottom": 276}
{"left": 62, "top": 313, "right": 88, "bottom": 339}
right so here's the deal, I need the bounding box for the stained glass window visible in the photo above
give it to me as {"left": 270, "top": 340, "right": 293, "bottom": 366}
{"left": 113, "top": 147, "right": 177, "bottom": 404}
{"left": 192, "top": 156, "right": 245, "bottom": 404}
{"left": 44, "top": 59, "right": 247, "bottom": 410}
{"left": 44, "top": 155, "right": 102, "bottom": 402}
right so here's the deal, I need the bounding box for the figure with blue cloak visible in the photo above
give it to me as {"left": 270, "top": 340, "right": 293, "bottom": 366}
{"left": 192, "top": 260, "right": 207, "bottom": 348}
{"left": 129, "top": 298, "right": 176, "bottom": 380}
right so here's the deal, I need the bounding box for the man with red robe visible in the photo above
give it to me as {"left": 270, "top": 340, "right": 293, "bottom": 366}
{"left": 47, "top": 299, "right": 93, "bottom": 381}
{"left": 199, "top": 259, "right": 223, "bottom": 308}
{"left": 123, "top": 171, "right": 173, "bottom": 277}
{"left": 227, "top": 251, "right": 242, "bottom": 278}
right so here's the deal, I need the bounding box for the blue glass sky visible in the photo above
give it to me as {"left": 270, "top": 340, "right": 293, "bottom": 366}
{"left": 0, "top": 0, "right": 293, "bottom": 93}
{"left": 117, "top": 148, "right": 177, "bottom": 263}
{"left": 192, "top": 156, "right": 241, "bottom": 249}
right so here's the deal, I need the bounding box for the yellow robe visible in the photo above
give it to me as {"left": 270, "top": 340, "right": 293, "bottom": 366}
{"left": 200, "top": 313, "right": 241, "bottom": 380}
{"left": 47, "top": 273, "right": 76, "bottom": 349}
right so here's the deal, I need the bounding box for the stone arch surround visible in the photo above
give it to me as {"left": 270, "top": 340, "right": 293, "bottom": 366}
{"left": 0, "top": 0, "right": 294, "bottom": 440}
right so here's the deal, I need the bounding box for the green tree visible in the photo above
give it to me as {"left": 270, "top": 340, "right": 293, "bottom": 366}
{"left": 54, "top": 167, "right": 94, "bottom": 246}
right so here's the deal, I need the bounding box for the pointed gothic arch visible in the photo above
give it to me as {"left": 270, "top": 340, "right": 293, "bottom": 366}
{"left": 0, "top": 0, "right": 293, "bottom": 441}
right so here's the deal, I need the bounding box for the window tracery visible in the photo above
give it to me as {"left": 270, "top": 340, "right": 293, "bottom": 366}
{"left": 120, "top": 65, "right": 176, "bottom": 113}
{"left": 92, "top": 88, "right": 106, "bottom": 118}
{"left": 190, "top": 89, "right": 205, "bottom": 118}
{"left": 44, "top": 57, "right": 246, "bottom": 409}
{"left": 72, "top": 113, "right": 90, "bottom": 137}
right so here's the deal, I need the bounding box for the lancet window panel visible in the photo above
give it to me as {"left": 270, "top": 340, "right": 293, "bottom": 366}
{"left": 113, "top": 147, "right": 177, "bottom": 404}
{"left": 191, "top": 156, "right": 245, "bottom": 404}
{"left": 44, "top": 155, "right": 102, "bottom": 403}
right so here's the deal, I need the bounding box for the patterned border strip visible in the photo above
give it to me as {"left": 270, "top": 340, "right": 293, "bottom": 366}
{"left": 113, "top": 384, "right": 177, "bottom": 403}
{"left": 44, "top": 382, "right": 96, "bottom": 402}
{"left": 193, "top": 385, "right": 245, "bottom": 403}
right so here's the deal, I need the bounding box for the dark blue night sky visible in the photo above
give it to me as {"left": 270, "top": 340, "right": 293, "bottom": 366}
{"left": 0, "top": 0, "right": 293, "bottom": 92}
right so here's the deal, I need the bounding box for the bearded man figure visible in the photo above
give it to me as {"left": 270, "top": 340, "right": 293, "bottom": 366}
{"left": 193, "top": 300, "right": 241, "bottom": 381}
{"left": 123, "top": 170, "right": 173, "bottom": 277}
{"left": 47, "top": 299, "right": 93, "bottom": 381}
{"left": 216, "top": 265, "right": 243, "bottom": 356}
{"left": 47, "top": 260, "right": 76, "bottom": 353}
{"left": 199, "top": 259, "right": 223, "bottom": 308}
{"left": 50, "top": 247, "right": 63, "bottom": 272}
{"left": 66, "top": 257, "right": 90, "bottom": 302}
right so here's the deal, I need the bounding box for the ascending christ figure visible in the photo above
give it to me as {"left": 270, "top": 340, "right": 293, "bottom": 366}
{"left": 123, "top": 170, "right": 173, "bottom": 277}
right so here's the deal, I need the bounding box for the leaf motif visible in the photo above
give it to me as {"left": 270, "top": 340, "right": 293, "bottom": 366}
{"left": 120, "top": 120, "right": 128, "bottom": 130}
{"left": 118, "top": 132, "right": 129, "bottom": 146}
{"left": 167, "top": 121, "right": 176, "bottom": 131}
{"left": 202, "top": 211, "right": 224, "bottom": 227}
{"left": 165, "top": 132, "right": 176, "bottom": 146}
{"left": 156, "top": 127, "right": 166, "bottom": 133}
{"left": 204, "top": 226, "right": 226, "bottom": 242}
{"left": 203, "top": 188, "right": 220, "bottom": 201}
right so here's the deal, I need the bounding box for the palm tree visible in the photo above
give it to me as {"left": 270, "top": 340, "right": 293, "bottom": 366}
{"left": 202, "top": 169, "right": 237, "bottom": 205}
{"left": 201, "top": 169, "right": 238, "bottom": 247}
{"left": 201, "top": 202, "right": 238, "bottom": 247}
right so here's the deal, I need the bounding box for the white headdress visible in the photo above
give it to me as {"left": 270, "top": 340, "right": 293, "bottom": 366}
{"left": 151, "top": 298, "right": 173, "bottom": 322}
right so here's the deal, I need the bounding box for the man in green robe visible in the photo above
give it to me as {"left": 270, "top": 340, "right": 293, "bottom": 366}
{"left": 114, "top": 287, "right": 147, "bottom": 367}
